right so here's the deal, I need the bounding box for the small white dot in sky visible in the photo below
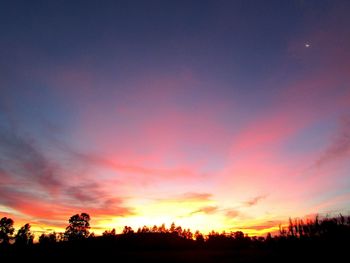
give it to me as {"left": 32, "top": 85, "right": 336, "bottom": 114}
{"left": 305, "top": 43, "right": 311, "bottom": 48}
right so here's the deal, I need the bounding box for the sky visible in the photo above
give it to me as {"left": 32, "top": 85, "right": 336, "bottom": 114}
{"left": 0, "top": 0, "right": 350, "bottom": 237}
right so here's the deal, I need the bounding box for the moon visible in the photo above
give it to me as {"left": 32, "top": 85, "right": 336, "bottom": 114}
{"left": 305, "top": 43, "right": 311, "bottom": 48}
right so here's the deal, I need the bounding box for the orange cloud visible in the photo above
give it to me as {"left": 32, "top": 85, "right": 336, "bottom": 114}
{"left": 190, "top": 206, "right": 218, "bottom": 215}
{"left": 176, "top": 192, "right": 213, "bottom": 202}
{"left": 225, "top": 210, "right": 240, "bottom": 219}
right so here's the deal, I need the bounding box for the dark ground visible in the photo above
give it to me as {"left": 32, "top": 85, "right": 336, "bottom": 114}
{"left": 0, "top": 239, "right": 347, "bottom": 263}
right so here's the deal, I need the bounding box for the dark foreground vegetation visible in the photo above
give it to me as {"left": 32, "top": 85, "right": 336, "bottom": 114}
{"left": 1, "top": 213, "right": 349, "bottom": 262}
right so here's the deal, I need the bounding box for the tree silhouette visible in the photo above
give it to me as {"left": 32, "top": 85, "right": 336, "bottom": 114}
{"left": 152, "top": 225, "right": 158, "bottom": 232}
{"left": 234, "top": 231, "right": 245, "bottom": 240}
{"left": 15, "top": 223, "right": 34, "bottom": 245}
{"left": 64, "top": 213, "right": 90, "bottom": 241}
{"left": 140, "top": 225, "right": 150, "bottom": 233}
{"left": 0, "top": 217, "right": 15, "bottom": 245}
{"left": 175, "top": 225, "right": 182, "bottom": 236}
{"left": 39, "top": 232, "right": 57, "bottom": 245}
{"left": 158, "top": 223, "right": 166, "bottom": 233}
{"left": 102, "top": 228, "right": 116, "bottom": 237}
{"left": 170, "top": 222, "right": 176, "bottom": 233}
{"left": 194, "top": 230, "right": 204, "bottom": 243}
{"left": 122, "top": 225, "right": 134, "bottom": 234}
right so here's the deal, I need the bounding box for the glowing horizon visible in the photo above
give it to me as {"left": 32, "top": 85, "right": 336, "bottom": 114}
{"left": 1, "top": 1, "right": 350, "bottom": 239}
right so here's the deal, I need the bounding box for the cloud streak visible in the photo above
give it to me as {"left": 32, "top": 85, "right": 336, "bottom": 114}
{"left": 0, "top": 129, "right": 134, "bottom": 224}
{"left": 315, "top": 116, "right": 350, "bottom": 167}
{"left": 225, "top": 210, "right": 240, "bottom": 219}
{"left": 190, "top": 206, "right": 219, "bottom": 215}
{"left": 0, "top": 129, "right": 62, "bottom": 194}
{"left": 244, "top": 195, "right": 268, "bottom": 207}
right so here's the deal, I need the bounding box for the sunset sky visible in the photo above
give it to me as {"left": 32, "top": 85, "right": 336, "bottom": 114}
{"left": 1, "top": 0, "right": 350, "bottom": 237}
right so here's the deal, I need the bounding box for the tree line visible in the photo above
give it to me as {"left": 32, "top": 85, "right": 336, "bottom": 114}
{"left": 1, "top": 213, "right": 350, "bottom": 246}
{"left": 0, "top": 213, "right": 91, "bottom": 245}
{"left": 1, "top": 213, "right": 350, "bottom": 262}
{"left": 0, "top": 217, "right": 34, "bottom": 246}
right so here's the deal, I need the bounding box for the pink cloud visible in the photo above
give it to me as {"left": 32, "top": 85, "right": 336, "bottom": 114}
{"left": 0, "top": 185, "right": 133, "bottom": 221}
{"left": 78, "top": 152, "right": 198, "bottom": 179}
{"left": 220, "top": 57, "right": 350, "bottom": 216}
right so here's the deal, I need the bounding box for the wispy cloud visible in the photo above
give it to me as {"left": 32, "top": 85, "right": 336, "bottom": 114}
{"left": 190, "top": 206, "right": 219, "bottom": 215}
{"left": 244, "top": 195, "right": 268, "bottom": 207}
{"left": 52, "top": 141, "right": 200, "bottom": 183}
{"left": 0, "top": 129, "right": 134, "bottom": 221}
{"left": 232, "top": 220, "right": 281, "bottom": 232}
{"left": 186, "top": 194, "right": 268, "bottom": 218}
{"left": 155, "top": 192, "right": 213, "bottom": 203}
{"left": 315, "top": 116, "right": 350, "bottom": 167}
{"left": 0, "top": 129, "right": 62, "bottom": 194}
{"left": 178, "top": 192, "right": 213, "bottom": 202}
{"left": 225, "top": 210, "right": 240, "bottom": 219}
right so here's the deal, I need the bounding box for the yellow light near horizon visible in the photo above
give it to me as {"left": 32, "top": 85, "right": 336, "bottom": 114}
{"left": 91, "top": 197, "right": 286, "bottom": 237}
{"left": 6, "top": 198, "right": 285, "bottom": 239}
{"left": 96, "top": 199, "right": 224, "bottom": 234}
